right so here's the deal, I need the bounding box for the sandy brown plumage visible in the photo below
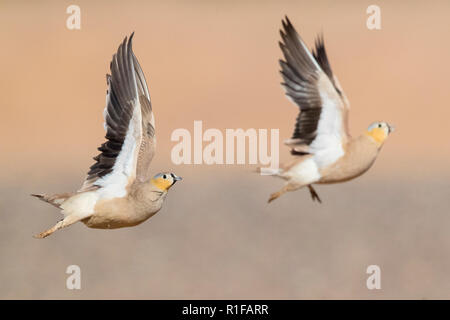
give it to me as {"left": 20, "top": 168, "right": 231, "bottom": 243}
{"left": 32, "top": 34, "right": 181, "bottom": 238}
{"left": 266, "top": 17, "right": 393, "bottom": 203}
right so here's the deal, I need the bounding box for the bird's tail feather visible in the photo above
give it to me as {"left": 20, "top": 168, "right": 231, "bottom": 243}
{"left": 31, "top": 193, "right": 71, "bottom": 209}
{"left": 255, "top": 167, "right": 282, "bottom": 176}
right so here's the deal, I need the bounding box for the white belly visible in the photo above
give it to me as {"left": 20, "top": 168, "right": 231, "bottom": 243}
{"left": 60, "top": 191, "right": 99, "bottom": 219}
{"left": 285, "top": 157, "right": 321, "bottom": 185}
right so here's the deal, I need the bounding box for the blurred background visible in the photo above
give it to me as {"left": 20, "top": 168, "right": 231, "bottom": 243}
{"left": 1, "top": 0, "right": 450, "bottom": 299}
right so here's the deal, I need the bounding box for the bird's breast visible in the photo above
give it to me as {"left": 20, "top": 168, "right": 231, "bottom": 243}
{"left": 83, "top": 196, "right": 162, "bottom": 229}
{"left": 318, "top": 136, "right": 379, "bottom": 184}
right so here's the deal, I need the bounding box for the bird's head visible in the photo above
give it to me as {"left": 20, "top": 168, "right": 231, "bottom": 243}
{"left": 150, "top": 172, "right": 182, "bottom": 191}
{"left": 366, "top": 121, "right": 394, "bottom": 146}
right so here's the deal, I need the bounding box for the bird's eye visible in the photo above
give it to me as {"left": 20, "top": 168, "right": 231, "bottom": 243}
{"left": 163, "top": 174, "right": 167, "bottom": 179}
{"left": 378, "top": 124, "right": 382, "bottom": 128}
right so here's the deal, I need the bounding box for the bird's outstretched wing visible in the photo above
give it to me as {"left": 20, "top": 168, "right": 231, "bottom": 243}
{"left": 279, "top": 17, "right": 350, "bottom": 168}
{"left": 79, "top": 33, "right": 156, "bottom": 197}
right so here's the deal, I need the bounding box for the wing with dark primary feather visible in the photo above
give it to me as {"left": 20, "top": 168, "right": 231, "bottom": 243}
{"left": 79, "top": 33, "right": 156, "bottom": 196}
{"left": 279, "top": 17, "right": 350, "bottom": 166}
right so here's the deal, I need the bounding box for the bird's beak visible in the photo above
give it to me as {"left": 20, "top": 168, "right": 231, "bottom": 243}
{"left": 172, "top": 174, "right": 182, "bottom": 182}
{"left": 388, "top": 124, "right": 395, "bottom": 133}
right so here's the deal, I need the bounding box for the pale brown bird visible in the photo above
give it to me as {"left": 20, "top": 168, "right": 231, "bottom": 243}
{"left": 32, "top": 33, "right": 181, "bottom": 238}
{"left": 266, "top": 17, "right": 394, "bottom": 203}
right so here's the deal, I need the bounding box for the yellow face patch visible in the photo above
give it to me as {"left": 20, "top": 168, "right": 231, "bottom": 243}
{"left": 150, "top": 177, "right": 172, "bottom": 191}
{"left": 366, "top": 127, "right": 387, "bottom": 145}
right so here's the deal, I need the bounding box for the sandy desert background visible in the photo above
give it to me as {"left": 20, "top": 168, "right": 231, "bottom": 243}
{"left": 1, "top": 0, "right": 450, "bottom": 299}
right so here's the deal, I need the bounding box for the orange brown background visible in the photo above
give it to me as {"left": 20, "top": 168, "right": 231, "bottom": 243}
{"left": 0, "top": 0, "right": 449, "bottom": 299}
